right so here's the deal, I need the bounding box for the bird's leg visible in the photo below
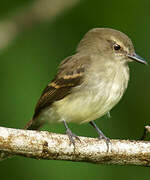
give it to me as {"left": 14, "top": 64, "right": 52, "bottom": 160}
{"left": 89, "top": 121, "right": 110, "bottom": 151}
{"left": 63, "top": 120, "right": 80, "bottom": 146}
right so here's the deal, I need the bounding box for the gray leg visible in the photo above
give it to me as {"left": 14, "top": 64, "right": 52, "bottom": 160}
{"left": 90, "top": 121, "right": 110, "bottom": 150}
{"left": 63, "top": 120, "right": 80, "bottom": 146}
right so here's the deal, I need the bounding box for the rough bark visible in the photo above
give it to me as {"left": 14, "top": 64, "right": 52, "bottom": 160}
{"left": 0, "top": 126, "right": 150, "bottom": 166}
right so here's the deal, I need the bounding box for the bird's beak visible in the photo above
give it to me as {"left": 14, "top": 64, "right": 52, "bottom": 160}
{"left": 127, "top": 53, "right": 147, "bottom": 65}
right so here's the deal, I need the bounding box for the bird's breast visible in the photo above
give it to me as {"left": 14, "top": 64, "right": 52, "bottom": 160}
{"left": 76, "top": 62, "right": 129, "bottom": 123}
{"left": 41, "top": 62, "right": 129, "bottom": 124}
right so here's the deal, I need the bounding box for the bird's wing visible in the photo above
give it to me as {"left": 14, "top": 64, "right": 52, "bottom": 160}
{"left": 33, "top": 55, "right": 89, "bottom": 119}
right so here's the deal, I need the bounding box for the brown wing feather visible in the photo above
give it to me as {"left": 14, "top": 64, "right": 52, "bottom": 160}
{"left": 33, "top": 55, "right": 88, "bottom": 119}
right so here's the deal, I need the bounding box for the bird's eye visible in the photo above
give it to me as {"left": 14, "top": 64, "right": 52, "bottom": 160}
{"left": 113, "top": 44, "right": 121, "bottom": 51}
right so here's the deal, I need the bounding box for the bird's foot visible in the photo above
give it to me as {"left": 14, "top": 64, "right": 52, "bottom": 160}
{"left": 66, "top": 128, "right": 80, "bottom": 146}
{"left": 63, "top": 120, "right": 80, "bottom": 147}
{"left": 89, "top": 121, "right": 111, "bottom": 152}
{"left": 98, "top": 134, "right": 111, "bottom": 152}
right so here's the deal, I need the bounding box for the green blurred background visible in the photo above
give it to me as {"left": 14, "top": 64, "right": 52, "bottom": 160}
{"left": 0, "top": 0, "right": 150, "bottom": 179}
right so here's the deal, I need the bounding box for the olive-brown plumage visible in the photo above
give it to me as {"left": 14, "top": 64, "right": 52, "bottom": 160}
{"left": 25, "top": 28, "right": 146, "bottom": 146}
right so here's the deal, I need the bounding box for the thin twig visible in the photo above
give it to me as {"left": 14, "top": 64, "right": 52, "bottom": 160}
{"left": 0, "top": 126, "right": 150, "bottom": 166}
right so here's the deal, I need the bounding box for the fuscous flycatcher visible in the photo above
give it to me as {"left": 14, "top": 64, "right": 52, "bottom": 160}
{"left": 25, "top": 28, "right": 147, "bottom": 146}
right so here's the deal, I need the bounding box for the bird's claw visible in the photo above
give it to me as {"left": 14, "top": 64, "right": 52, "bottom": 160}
{"left": 98, "top": 135, "right": 111, "bottom": 152}
{"left": 66, "top": 129, "right": 80, "bottom": 146}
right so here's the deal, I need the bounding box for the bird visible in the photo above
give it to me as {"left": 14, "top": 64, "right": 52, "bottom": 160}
{"left": 25, "top": 28, "right": 147, "bottom": 147}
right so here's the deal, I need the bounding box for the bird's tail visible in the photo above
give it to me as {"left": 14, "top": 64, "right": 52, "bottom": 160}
{"left": 24, "top": 118, "right": 43, "bottom": 130}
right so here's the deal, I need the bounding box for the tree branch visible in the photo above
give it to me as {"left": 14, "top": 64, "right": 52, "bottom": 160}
{"left": 0, "top": 126, "right": 150, "bottom": 166}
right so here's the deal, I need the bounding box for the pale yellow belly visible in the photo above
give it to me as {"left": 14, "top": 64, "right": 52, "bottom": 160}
{"left": 54, "top": 85, "right": 123, "bottom": 123}
{"left": 37, "top": 64, "right": 129, "bottom": 125}
{"left": 38, "top": 80, "right": 125, "bottom": 124}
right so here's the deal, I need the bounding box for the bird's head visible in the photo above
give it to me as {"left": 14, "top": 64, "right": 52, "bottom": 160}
{"left": 77, "top": 28, "right": 147, "bottom": 65}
